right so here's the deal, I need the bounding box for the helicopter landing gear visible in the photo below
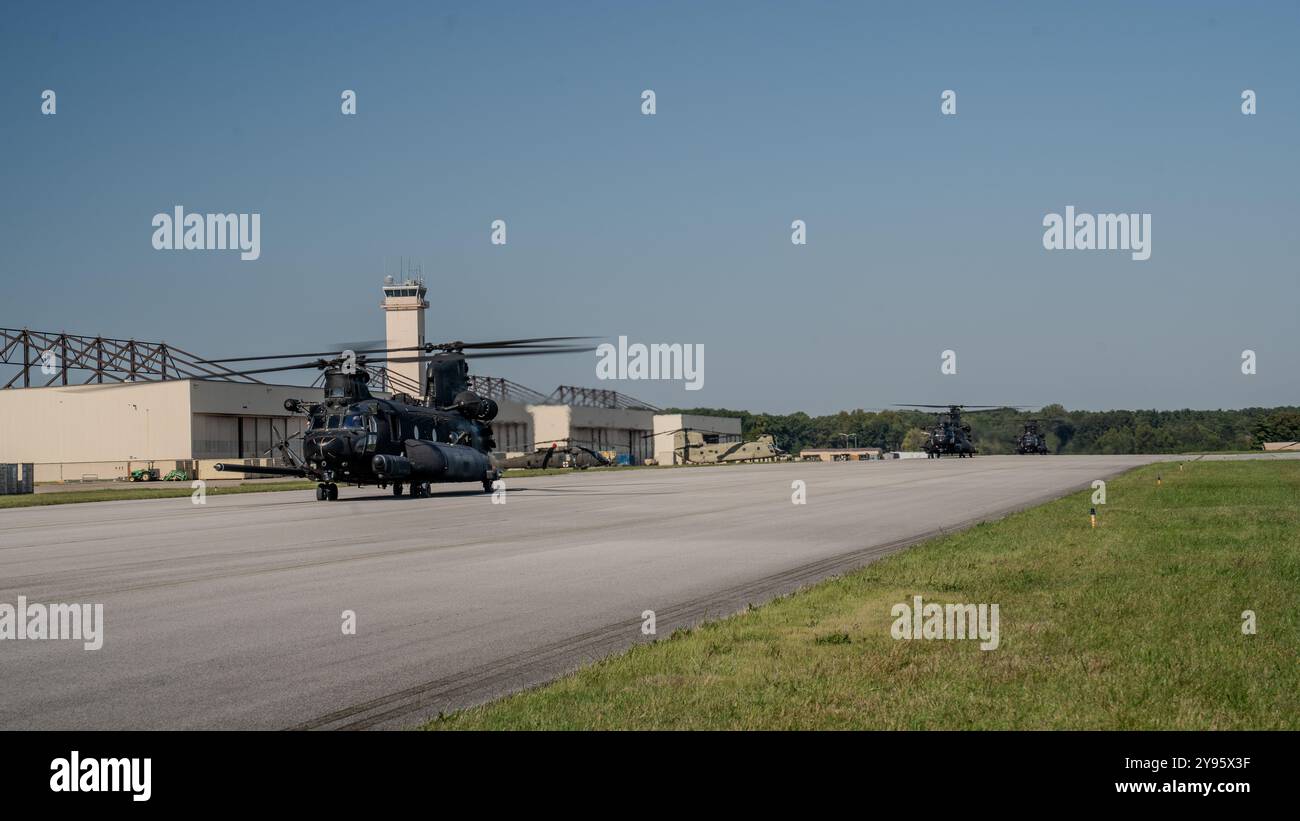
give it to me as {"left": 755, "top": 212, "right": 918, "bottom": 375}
{"left": 409, "top": 482, "right": 431, "bottom": 498}
{"left": 393, "top": 482, "right": 404, "bottom": 497}
{"left": 316, "top": 483, "right": 339, "bottom": 501}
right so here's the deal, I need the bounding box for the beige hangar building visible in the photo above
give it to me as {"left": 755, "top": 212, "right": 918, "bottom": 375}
{"left": 0, "top": 279, "right": 739, "bottom": 481}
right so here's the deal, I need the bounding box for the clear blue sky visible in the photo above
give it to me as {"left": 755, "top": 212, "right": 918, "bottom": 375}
{"left": 2, "top": 1, "right": 1296, "bottom": 413}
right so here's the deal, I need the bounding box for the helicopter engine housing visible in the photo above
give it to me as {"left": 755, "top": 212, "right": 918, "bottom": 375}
{"left": 452, "top": 391, "right": 498, "bottom": 421}
{"left": 373, "top": 441, "right": 492, "bottom": 483}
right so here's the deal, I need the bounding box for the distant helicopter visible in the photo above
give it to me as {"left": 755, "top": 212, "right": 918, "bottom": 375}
{"left": 498, "top": 439, "right": 613, "bottom": 470}
{"left": 642, "top": 427, "right": 787, "bottom": 465}
{"left": 895, "top": 404, "right": 1029, "bottom": 458}
{"left": 204, "top": 337, "right": 594, "bottom": 500}
{"left": 1015, "top": 419, "right": 1051, "bottom": 455}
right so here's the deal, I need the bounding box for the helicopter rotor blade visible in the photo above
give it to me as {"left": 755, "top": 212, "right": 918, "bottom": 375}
{"left": 193, "top": 360, "right": 334, "bottom": 379}
{"left": 434, "top": 336, "right": 599, "bottom": 350}
{"left": 450, "top": 346, "right": 597, "bottom": 360}
{"left": 199, "top": 351, "right": 354, "bottom": 364}
{"left": 200, "top": 337, "right": 601, "bottom": 364}
{"left": 380, "top": 346, "right": 596, "bottom": 364}
{"left": 893, "top": 404, "right": 1032, "bottom": 410}
{"left": 640, "top": 427, "right": 736, "bottom": 440}
{"left": 641, "top": 427, "right": 691, "bottom": 439}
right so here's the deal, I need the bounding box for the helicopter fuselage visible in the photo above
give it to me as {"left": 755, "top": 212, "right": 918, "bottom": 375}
{"left": 300, "top": 397, "right": 498, "bottom": 488}
{"left": 208, "top": 344, "right": 591, "bottom": 500}
{"left": 214, "top": 369, "right": 502, "bottom": 499}
{"left": 1015, "top": 426, "right": 1050, "bottom": 454}
{"left": 924, "top": 421, "right": 976, "bottom": 457}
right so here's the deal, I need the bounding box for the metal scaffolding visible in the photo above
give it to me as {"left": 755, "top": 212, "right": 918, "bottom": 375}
{"left": 469, "top": 375, "right": 548, "bottom": 405}
{"left": 0, "top": 328, "right": 263, "bottom": 388}
{"left": 0, "top": 329, "right": 661, "bottom": 415}
{"left": 545, "top": 385, "right": 659, "bottom": 410}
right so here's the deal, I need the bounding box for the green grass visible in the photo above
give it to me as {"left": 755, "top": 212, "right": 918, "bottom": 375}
{"left": 0, "top": 481, "right": 316, "bottom": 509}
{"left": 429, "top": 460, "right": 1300, "bottom": 730}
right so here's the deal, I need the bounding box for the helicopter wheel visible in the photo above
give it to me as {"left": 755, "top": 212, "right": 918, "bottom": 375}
{"left": 393, "top": 483, "right": 404, "bottom": 497}
{"left": 327, "top": 483, "right": 339, "bottom": 501}
{"left": 315, "top": 485, "right": 326, "bottom": 501}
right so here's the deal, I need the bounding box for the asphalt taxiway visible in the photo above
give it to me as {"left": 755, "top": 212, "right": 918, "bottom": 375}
{"left": 0, "top": 454, "right": 1284, "bottom": 729}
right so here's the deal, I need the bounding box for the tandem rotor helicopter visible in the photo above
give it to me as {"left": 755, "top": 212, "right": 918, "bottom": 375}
{"left": 203, "top": 337, "right": 595, "bottom": 500}
{"left": 894, "top": 404, "right": 1030, "bottom": 458}
{"left": 1014, "top": 418, "right": 1068, "bottom": 455}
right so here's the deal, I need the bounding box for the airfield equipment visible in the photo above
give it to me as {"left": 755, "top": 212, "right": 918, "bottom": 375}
{"left": 204, "top": 337, "right": 595, "bottom": 500}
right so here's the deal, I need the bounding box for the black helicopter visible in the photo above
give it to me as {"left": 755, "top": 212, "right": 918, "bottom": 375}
{"left": 895, "top": 404, "right": 1028, "bottom": 458}
{"left": 203, "top": 337, "right": 593, "bottom": 500}
{"left": 1015, "top": 419, "right": 1051, "bottom": 455}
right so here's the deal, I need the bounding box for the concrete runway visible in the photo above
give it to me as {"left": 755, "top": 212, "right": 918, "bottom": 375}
{"left": 0, "top": 453, "right": 1284, "bottom": 729}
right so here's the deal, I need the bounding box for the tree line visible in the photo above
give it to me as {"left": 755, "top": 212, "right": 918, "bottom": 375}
{"left": 663, "top": 405, "right": 1300, "bottom": 455}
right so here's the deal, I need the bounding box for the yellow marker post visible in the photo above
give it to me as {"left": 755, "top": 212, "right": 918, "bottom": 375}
{"left": 1157, "top": 475, "right": 1162, "bottom": 487}
{"left": 1090, "top": 506, "right": 1097, "bottom": 528}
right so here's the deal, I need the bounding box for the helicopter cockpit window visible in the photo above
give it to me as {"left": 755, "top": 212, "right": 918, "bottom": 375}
{"left": 327, "top": 415, "right": 342, "bottom": 429}
{"left": 309, "top": 415, "right": 326, "bottom": 430}
{"left": 343, "top": 414, "right": 365, "bottom": 429}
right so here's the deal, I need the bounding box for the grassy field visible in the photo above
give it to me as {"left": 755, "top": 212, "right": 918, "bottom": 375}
{"left": 430, "top": 460, "right": 1300, "bottom": 730}
{"left": 0, "top": 480, "right": 316, "bottom": 509}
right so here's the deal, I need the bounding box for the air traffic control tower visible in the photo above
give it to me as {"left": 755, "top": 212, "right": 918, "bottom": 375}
{"left": 381, "top": 276, "right": 428, "bottom": 395}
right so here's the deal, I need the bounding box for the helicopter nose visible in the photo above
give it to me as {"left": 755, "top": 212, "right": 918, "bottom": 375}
{"left": 305, "top": 433, "right": 349, "bottom": 463}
